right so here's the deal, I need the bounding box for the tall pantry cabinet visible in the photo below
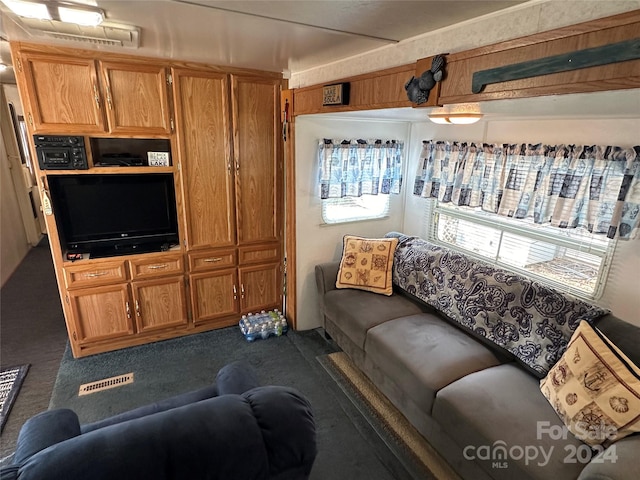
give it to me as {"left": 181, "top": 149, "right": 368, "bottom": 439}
{"left": 172, "top": 69, "right": 284, "bottom": 328}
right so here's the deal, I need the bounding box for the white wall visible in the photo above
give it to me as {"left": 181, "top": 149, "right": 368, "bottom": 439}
{"left": 404, "top": 116, "right": 640, "bottom": 326}
{"left": 0, "top": 93, "right": 29, "bottom": 286}
{"left": 294, "top": 116, "right": 411, "bottom": 329}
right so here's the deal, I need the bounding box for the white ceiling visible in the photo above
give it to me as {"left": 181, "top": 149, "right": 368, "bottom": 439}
{"left": 0, "top": 0, "right": 529, "bottom": 80}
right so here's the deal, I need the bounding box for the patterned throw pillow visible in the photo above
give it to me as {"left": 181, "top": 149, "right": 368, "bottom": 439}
{"left": 336, "top": 235, "right": 398, "bottom": 296}
{"left": 540, "top": 320, "right": 640, "bottom": 446}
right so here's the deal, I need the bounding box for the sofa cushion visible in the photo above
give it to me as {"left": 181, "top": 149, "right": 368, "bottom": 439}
{"left": 540, "top": 320, "right": 640, "bottom": 446}
{"left": 365, "top": 313, "right": 505, "bottom": 413}
{"left": 433, "top": 363, "right": 585, "bottom": 480}
{"left": 336, "top": 235, "right": 398, "bottom": 295}
{"left": 323, "top": 289, "right": 425, "bottom": 350}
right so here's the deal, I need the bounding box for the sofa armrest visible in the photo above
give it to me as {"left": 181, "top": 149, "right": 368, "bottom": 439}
{"left": 81, "top": 384, "right": 218, "bottom": 434}
{"left": 216, "top": 361, "right": 260, "bottom": 395}
{"left": 13, "top": 409, "right": 80, "bottom": 464}
{"left": 578, "top": 434, "right": 640, "bottom": 480}
{"left": 315, "top": 262, "right": 340, "bottom": 295}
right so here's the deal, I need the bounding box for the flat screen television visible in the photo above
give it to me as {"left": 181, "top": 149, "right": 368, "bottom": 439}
{"left": 48, "top": 173, "right": 179, "bottom": 258}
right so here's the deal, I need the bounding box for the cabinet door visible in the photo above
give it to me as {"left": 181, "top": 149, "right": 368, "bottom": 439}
{"left": 18, "top": 52, "right": 105, "bottom": 133}
{"left": 232, "top": 76, "right": 282, "bottom": 245}
{"left": 190, "top": 268, "right": 239, "bottom": 324}
{"left": 173, "top": 69, "right": 235, "bottom": 250}
{"left": 131, "top": 276, "right": 188, "bottom": 333}
{"left": 239, "top": 262, "right": 281, "bottom": 314}
{"left": 68, "top": 284, "right": 133, "bottom": 344}
{"left": 99, "top": 61, "right": 172, "bottom": 134}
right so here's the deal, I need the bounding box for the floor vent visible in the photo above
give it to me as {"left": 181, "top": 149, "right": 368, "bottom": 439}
{"left": 79, "top": 373, "right": 134, "bottom": 396}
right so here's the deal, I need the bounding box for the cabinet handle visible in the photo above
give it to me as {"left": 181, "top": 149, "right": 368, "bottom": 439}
{"left": 135, "top": 300, "right": 141, "bottom": 317}
{"left": 93, "top": 84, "right": 101, "bottom": 109}
{"left": 147, "top": 264, "right": 168, "bottom": 270}
{"left": 85, "top": 271, "right": 108, "bottom": 278}
{"left": 126, "top": 301, "right": 131, "bottom": 319}
{"left": 203, "top": 257, "right": 222, "bottom": 263}
{"left": 233, "top": 285, "right": 237, "bottom": 300}
{"left": 106, "top": 89, "right": 113, "bottom": 110}
{"left": 241, "top": 284, "right": 245, "bottom": 299}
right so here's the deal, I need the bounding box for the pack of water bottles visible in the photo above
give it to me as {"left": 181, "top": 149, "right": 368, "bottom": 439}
{"left": 239, "top": 310, "right": 288, "bottom": 342}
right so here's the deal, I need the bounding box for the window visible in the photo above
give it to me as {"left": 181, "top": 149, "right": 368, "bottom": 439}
{"left": 322, "top": 194, "right": 390, "bottom": 224}
{"left": 428, "top": 202, "right": 615, "bottom": 299}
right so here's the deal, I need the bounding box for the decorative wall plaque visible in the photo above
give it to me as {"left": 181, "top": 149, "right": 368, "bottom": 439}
{"left": 322, "top": 83, "right": 350, "bottom": 106}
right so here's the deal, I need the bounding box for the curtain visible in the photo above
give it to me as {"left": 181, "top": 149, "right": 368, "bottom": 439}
{"left": 318, "top": 139, "right": 404, "bottom": 199}
{"left": 414, "top": 140, "right": 640, "bottom": 239}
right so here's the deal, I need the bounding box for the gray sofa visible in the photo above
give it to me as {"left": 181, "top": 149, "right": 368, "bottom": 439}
{"left": 315, "top": 233, "right": 639, "bottom": 480}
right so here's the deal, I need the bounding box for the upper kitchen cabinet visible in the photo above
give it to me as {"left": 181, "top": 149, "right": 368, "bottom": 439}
{"left": 11, "top": 44, "right": 172, "bottom": 135}
{"left": 15, "top": 51, "right": 106, "bottom": 133}
{"left": 98, "top": 61, "right": 172, "bottom": 135}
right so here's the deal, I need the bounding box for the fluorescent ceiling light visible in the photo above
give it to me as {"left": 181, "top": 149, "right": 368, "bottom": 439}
{"left": 428, "top": 113, "right": 483, "bottom": 125}
{"left": 1, "top": 0, "right": 105, "bottom": 26}
{"left": 58, "top": 5, "right": 103, "bottom": 26}
{"left": 2, "top": 0, "right": 51, "bottom": 20}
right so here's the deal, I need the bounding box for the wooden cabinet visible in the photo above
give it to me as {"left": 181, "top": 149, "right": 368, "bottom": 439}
{"left": 11, "top": 42, "right": 284, "bottom": 357}
{"left": 175, "top": 70, "right": 284, "bottom": 327}
{"left": 190, "top": 268, "right": 239, "bottom": 325}
{"left": 131, "top": 276, "right": 188, "bottom": 333}
{"left": 172, "top": 69, "right": 235, "bottom": 250}
{"left": 99, "top": 61, "right": 172, "bottom": 134}
{"left": 12, "top": 45, "right": 172, "bottom": 134}
{"left": 68, "top": 283, "right": 133, "bottom": 344}
{"left": 239, "top": 262, "right": 281, "bottom": 313}
{"left": 232, "top": 76, "right": 282, "bottom": 245}
{"left": 63, "top": 253, "right": 187, "bottom": 351}
{"left": 17, "top": 52, "right": 106, "bottom": 133}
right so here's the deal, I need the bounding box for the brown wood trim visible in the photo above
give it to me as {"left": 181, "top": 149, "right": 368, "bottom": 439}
{"left": 438, "top": 18, "right": 640, "bottom": 104}
{"left": 284, "top": 116, "right": 296, "bottom": 329}
{"left": 446, "top": 10, "right": 640, "bottom": 61}
{"left": 11, "top": 41, "right": 283, "bottom": 79}
{"left": 292, "top": 63, "right": 415, "bottom": 116}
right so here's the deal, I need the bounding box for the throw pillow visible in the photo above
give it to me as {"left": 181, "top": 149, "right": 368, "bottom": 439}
{"left": 336, "top": 235, "right": 398, "bottom": 296}
{"left": 540, "top": 320, "right": 640, "bottom": 446}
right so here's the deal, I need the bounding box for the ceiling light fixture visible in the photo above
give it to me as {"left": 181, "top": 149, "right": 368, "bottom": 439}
{"left": 1, "top": 0, "right": 50, "bottom": 20}
{"left": 1, "top": 0, "right": 104, "bottom": 26}
{"left": 428, "top": 113, "right": 483, "bottom": 125}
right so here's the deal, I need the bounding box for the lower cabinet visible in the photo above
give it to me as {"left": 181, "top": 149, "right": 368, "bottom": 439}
{"left": 64, "top": 253, "right": 188, "bottom": 352}
{"left": 61, "top": 249, "right": 282, "bottom": 356}
{"left": 188, "top": 249, "right": 282, "bottom": 327}
{"left": 131, "top": 276, "right": 188, "bottom": 333}
{"left": 68, "top": 283, "right": 134, "bottom": 344}
{"left": 190, "top": 268, "right": 239, "bottom": 325}
{"left": 239, "top": 262, "right": 281, "bottom": 313}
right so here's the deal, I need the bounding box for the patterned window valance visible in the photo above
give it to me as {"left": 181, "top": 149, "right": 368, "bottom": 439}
{"left": 318, "top": 139, "right": 404, "bottom": 199}
{"left": 413, "top": 140, "right": 640, "bottom": 239}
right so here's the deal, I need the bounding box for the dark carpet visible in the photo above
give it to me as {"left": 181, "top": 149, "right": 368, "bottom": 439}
{"left": 0, "top": 238, "right": 68, "bottom": 460}
{"left": 49, "top": 327, "right": 419, "bottom": 480}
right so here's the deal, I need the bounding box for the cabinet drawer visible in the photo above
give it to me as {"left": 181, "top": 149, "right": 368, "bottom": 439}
{"left": 238, "top": 244, "right": 280, "bottom": 265}
{"left": 64, "top": 261, "right": 127, "bottom": 289}
{"left": 129, "top": 255, "right": 184, "bottom": 279}
{"left": 188, "top": 249, "right": 236, "bottom": 272}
